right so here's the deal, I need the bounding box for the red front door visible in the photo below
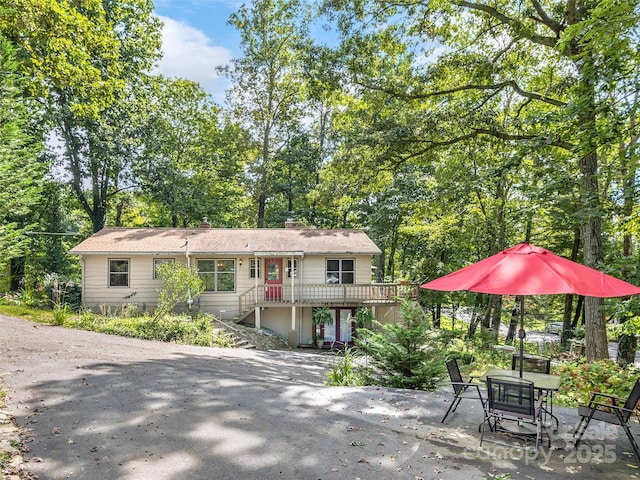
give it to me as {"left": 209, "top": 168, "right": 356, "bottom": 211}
{"left": 265, "top": 258, "right": 283, "bottom": 300}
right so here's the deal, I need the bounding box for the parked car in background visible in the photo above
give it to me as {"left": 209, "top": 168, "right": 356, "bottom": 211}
{"left": 545, "top": 322, "right": 564, "bottom": 335}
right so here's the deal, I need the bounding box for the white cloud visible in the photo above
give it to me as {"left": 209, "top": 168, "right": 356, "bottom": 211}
{"left": 154, "top": 15, "right": 232, "bottom": 99}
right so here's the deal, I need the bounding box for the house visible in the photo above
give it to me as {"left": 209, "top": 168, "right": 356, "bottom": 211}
{"left": 69, "top": 220, "right": 410, "bottom": 347}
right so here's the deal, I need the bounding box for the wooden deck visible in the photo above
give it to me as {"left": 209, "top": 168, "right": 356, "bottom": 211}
{"left": 238, "top": 283, "right": 418, "bottom": 318}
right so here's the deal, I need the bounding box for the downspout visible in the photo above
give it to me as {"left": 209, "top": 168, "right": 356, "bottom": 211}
{"left": 184, "top": 238, "right": 190, "bottom": 268}
{"left": 255, "top": 255, "right": 261, "bottom": 330}
{"left": 81, "top": 257, "right": 86, "bottom": 306}
{"left": 291, "top": 256, "right": 296, "bottom": 331}
{"left": 183, "top": 238, "right": 193, "bottom": 309}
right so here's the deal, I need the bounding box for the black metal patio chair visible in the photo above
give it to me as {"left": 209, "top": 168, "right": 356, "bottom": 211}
{"left": 574, "top": 377, "right": 640, "bottom": 462}
{"left": 511, "top": 353, "right": 556, "bottom": 427}
{"left": 441, "top": 358, "right": 487, "bottom": 425}
{"left": 511, "top": 353, "right": 551, "bottom": 374}
{"left": 480, "top": 375, "right": 550, "bottom": 452}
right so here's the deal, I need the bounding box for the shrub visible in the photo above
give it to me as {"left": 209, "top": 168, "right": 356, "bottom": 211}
{"left": 14, "top": 288, "right": 47, "bottom": 308}
{"left": 445, "top": 350, "right": 475, "bottom": 365}
{"left": 326, "top": 348, "right": 368, "bottom": 386}
{"left": 154, "top": 263, "right": 205, "bottom": 320}
{"left": 554, "top": 358, "right": 640, "bottom": 407}
{"left": 356, "top": 300, "right": 447, "bottom": 391}
{"left": 51, "top": 301, "right": 68, "bottom": 326}
{"left": 210, "top": 327, "right": 235, "bottom": 348}
{"left": 44, "top": 273, "right": 82, "bottom": 310}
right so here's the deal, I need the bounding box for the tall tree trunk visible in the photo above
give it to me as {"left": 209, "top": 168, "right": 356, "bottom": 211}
{"left": 572, "top": 296, "right": 584, "bottom": 330}
{"left": 434, "top": 303, "right": 441, "bottom": 329}
{"left": 257, "top": 123, "right": 271, "bottom": 228}
{"left": 561, "top": 230, "right": 580, "bottom": 349}
{"left": 576, "top": 54, "right": 608, "bottom": 361}
{"left": 617, "top": 96, "right": 638, "bottom": 367}
{"left": 490, "top": 295, "right": 502, "bottom": 341}
{"left": 505, "top": 296, "right": 519, "bottom": 345}
{"left": 386, "top": 218, "right": 399, "bottom": 281}
{"left": 115, "top": 200, "right": 123, "bottom": 227}
{"left": 467, "top": 294, "right": 484, "bottom": 337}
{"left": 482, "top": 295, "right": 499, "bottom": 331}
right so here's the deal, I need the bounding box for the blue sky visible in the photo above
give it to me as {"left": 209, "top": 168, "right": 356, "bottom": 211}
{"left": 153, "top": 0, "right": 242, "bottom": 101}
{"left": 152, "top": 1, "right": 339, "bottom": 102}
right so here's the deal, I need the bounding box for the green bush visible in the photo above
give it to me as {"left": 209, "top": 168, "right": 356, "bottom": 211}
{"left": 74, "top": 313, "right": 215, "bottom": 346}
{"left": 210, "top": 327, "right": 235, "bottom": 348}
{"left": 554, "top": 359, "right": 640, "bottom": 407}
{"left": 154, "top": 263, "right": 205, "bottom": 320}
{"left": 51, "top": 302, "right": 68, "bottom": 326}
{"left": 13, "top": 288, "right": 47, "bottom": 308}
{"left": 326, "top": 348, "right": 368, "bottom": 386}
{"left": 445, "top": 350, "right": 475, "bottom": 365}
{"left": 356, "top": 300, "right": 447, "bottom": 391}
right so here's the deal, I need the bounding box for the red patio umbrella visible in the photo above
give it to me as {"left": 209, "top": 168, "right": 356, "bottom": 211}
{"left": 421, "top": 243, "right": 640, "bottom": 375}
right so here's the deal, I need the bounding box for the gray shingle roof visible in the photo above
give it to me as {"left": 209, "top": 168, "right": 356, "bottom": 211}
{"left": 69, "top": 227, "right": 381, "bottom": 256}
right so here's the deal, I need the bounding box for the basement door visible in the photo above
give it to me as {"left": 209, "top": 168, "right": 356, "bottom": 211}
{"left": 322, "top": 308, "right": 355, "bottom": 344}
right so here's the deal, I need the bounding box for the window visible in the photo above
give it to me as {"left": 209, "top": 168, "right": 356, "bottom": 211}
{"left": 109, "top": 259, "right": 129, "bottom": 287}
{"left": 197, "top": 259, "right": 235, "bottom": 292}
{"left": 326, "top": 259, "right": 354, "bottom": 284}
{"left": 153, "top": 258, "right": 174, "bottom": 279}
{"left": 286, "top": 259, "right": 298, "bottom": 278}
{"left": 250, "top": 258, "right": 261, "bottom": 279}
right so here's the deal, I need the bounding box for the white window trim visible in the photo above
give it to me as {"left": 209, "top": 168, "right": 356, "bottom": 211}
{"left": 196, "top": 258, "right": 236, "bottom": 292}
{"left": 109, "top": 258, "right": 130, "bottom": 287}
{"left": 250, "top": 258, "right": 261, "bottom": 279}
{"left": 286, "top": 259, "right": 298, "bottom": 278}
{"left": 326, "top": 258, "right": 355, "bottom": 284}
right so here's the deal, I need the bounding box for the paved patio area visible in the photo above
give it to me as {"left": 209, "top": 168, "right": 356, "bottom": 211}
{"left": 422, "top": 384, "right": 640, "bottom": 479}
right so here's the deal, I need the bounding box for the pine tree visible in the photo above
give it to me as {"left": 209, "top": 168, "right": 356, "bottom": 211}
{"left": 357, "top": 300, "right": 446, "bottom": 390}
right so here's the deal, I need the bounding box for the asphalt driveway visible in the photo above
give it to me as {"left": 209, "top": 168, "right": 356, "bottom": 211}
{"left": 2, "top": 314, "right": 640, "bottom": 480}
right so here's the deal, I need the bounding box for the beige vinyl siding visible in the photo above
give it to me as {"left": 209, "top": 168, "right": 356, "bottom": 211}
{"left": 80, "top": 253, "right": 378, "bottom": 322}
{"left": 237, "top": 257, "right": 261, "bottom": 294}
{"left": 233, "top": 254, "right": 373, "bottom": 290}
{"left": 81, "top": 255, "right": 186, "bottom": 311}
{"left": 196, "top": 292, "right": 239, "bottom": 321}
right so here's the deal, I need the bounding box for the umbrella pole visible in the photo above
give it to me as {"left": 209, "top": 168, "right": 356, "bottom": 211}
{"left": 518, "top": 295, "right": 525, "bottom": 378}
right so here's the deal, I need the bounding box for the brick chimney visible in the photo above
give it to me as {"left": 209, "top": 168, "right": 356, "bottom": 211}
{"left": 199, "top": 216, "right": 211, "bottom": 229}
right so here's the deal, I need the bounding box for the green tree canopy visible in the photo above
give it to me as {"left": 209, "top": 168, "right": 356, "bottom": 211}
{"left": 0, "top": 36, "right": 44, "bottom": 263}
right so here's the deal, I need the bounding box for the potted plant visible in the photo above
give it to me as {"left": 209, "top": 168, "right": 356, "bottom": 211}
{"left": 312, "top": 307, "right": 333, "bottom": 348}
{"left": 353, "top": 307, "right": 374, "bottom": 329}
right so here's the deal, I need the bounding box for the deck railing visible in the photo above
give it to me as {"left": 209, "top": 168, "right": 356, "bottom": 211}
{"left": 238, "top": 283, "right": 418, "bottom": 317}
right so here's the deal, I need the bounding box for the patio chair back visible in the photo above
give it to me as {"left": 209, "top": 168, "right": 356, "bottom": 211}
{"left": 487, "top": 375, "right": 536, "bottom": 418}
{"left": 623, "top": 378, "right": 640, "bottom": 421}
{"left": 446, "top": 359, "right": 465, "bottom": 395}
{"left": 441, "top": 358, "right": 486, "bottom": 424}
{"left": 511, "top": 354, "right": 551, "bottom": 374}
{"left": 481, "top": 375, "right": 548, "bottom": 451}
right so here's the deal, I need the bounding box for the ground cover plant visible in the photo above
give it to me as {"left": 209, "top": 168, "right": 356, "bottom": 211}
{"left": 553, "top": 359, "right": 640, "bottom": 408}
{"left": 0, "top": 296, "right": 234, "bottom": 348}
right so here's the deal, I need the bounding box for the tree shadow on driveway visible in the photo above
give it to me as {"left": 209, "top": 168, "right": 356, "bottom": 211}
{"left": 3, "top": 316, "right": 639, "bottom": 480}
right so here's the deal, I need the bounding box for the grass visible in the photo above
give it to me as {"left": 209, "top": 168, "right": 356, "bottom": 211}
{"left": 0, "top": 304, "right": 56, "bottom": 324}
